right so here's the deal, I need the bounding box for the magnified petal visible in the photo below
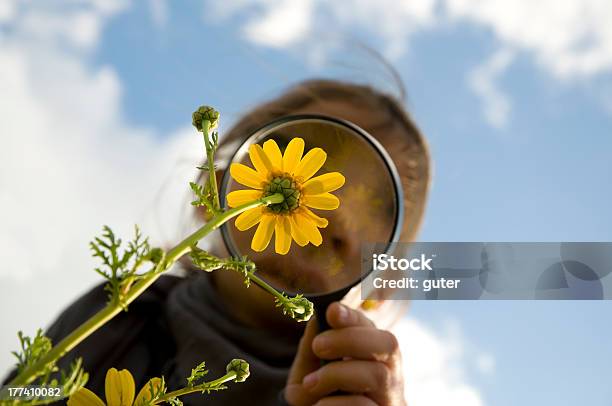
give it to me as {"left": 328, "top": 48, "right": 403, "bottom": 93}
{"left": 235, "top": 207, "right": 263, "bottom": 231}
{"left": 294, "top": 148, "right": 326, "bottom": 181}
{"left": 105, "top": 368, "right": 135, "bottom": 406}
{"left": 230, "top": 163, "right": 265, "bottom": 189}
{"left": 226, "top": 189, "right": 262, "bottom": 207}
{"left": 274, "top": 216, "right": 292, "bottom": 254}
{"left": 68, "top": 388, "right": 105, "bottom": 406}
{"left": 303, "top": 193, "right": 340, "bottom": 210}
{"left": 295, "top": 213, "right": 323, "bottom": 246}
{"left": 302, "top": 207, "right": 329, "bottom": 228}
{"left": 263, "top": 139, "right": 283, "bottom": 171}
{"left": 283, "top": 137, "right": 304, "bottom": 174}
{"left": 288, "top": 215, "right": 308, "bottom": 246}
{"left": 249, "top": 144, "right": 274, "bottom": 177}
{"left": 252, "top": 214, "right": 275, "bottom": 251}
{"left": 134, "top": 378, "right": 164, "bottom": 406}
{"left": 303, "top": 172, "right": 345, "bottom": 195}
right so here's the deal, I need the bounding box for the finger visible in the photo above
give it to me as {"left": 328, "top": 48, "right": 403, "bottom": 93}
{"left": 314, "top": 395, "right": 378, "bottom": 406}
{"left": 326, "top": 302, "right": 375, "bottom": 329}
{"left": 312, "top": 327, "right": 400, "bottom": 362}
{"left": 302, "top": 360, "right": 394, "bottom": 404}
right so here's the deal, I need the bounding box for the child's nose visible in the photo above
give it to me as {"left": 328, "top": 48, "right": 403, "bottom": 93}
{"left": 324, "top": 212, "right": 360, "bottom": 260}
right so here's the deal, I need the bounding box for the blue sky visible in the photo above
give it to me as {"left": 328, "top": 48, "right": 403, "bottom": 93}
{"left": 94, "top": 0, "right": 612, "bottom": 243}
{"left": 1, "top": 1, "right": 612, "bottom": 404}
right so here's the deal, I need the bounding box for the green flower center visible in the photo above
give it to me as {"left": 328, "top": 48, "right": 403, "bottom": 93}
{"left": 263, "top": 175, "right": 301, "bottom": 214}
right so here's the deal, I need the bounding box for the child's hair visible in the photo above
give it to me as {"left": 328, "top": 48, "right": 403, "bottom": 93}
{"left": 214, "top": 79, "right": 431, "bottom": 242}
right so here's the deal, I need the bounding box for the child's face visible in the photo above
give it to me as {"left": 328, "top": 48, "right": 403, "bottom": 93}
{"left": 227, "top": 98, "right": 412, "bottom": 296}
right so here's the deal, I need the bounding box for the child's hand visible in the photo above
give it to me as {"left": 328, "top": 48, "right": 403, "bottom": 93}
{"left": 284, "top": 302, "right": 406, "bottom": 406}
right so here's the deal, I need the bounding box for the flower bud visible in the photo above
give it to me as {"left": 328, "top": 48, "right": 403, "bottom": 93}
{"left": 226, "top": 359, "right": 250, "bottom": 383}
{"left": 290, "top": 296, "right": 314, "bottom": 322}
{"left": 192, "top": 106, "right": 220, "bottom": 131}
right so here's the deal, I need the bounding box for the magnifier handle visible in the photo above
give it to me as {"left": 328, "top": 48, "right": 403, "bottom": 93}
{"left": 312, "top": 288, "right": 349, "bottom": 366}
{"left": 314, "top": 301, "right": 333, "bottom": 334}
{"left": 312, "top": 288, "right": 348, "bottom": 334}
{"left": 312, "top": 295, "right": 350, "bottom": 397}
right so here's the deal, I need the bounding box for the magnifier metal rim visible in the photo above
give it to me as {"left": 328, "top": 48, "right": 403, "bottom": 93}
{"left": 219, "top": 114, "right": 405, "bottom": 297}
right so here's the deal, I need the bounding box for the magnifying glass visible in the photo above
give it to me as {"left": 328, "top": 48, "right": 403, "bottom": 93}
{"left": 220, "top": 115, "right": 404, "bottom": 333}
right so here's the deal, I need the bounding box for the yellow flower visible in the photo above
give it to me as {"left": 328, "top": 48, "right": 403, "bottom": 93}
{"left": 227, "top": 137, "right": 345, "bottom": 255}
{"left": 68, "top": 368, "right": 163, "bottom": 406}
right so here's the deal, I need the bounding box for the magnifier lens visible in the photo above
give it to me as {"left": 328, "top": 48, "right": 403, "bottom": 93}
{"left": 221, "top": 116, "right": 402, "bottom": 296}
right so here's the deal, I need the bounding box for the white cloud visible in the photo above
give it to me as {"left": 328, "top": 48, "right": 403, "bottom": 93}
{"left": 216, "top": 0, "right": 612, "bottom": 79}
{"left": 0, "top": 0, "right": 202, "bottom": 372}
{"left": 243, "top": 0, "right": 313, "bottom": 48}
{"left": 468, "top": 48, "right": 514, "bottom": 128}
{"left": 446, "top": 0, "right": 612, "bottom": 78}
{"left": 442, "top": 0, "right": 612, "bottom": 127}
{"left": 3, "top": 0, "right": 129, "bottom": 51}
{"left": 18, "top": 10, "right": 99, "bottom": 49}
{"left": 205, "top": 0, "right": 612, "bottom": 127}
{"left": 206, "top": 0, "right": 438, "bottom": 59}
{"left": 393, "top": 318, "right": 486, "bottom": 406}
{"left": 0, "top": 0, "right": 17, "bottom": 23}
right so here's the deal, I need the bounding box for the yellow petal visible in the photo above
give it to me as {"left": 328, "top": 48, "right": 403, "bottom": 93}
{"left": 226, "top": 189, "right": 262, "bottom": 208}
{"left": 68, "top": 388, "right": 105, "bottom": 406}
{"left": 105, "top": 368, "right": 135, "bottom": 406}
{"left": 249, "top": 144, "right": 274, "bottom": 177}
{"left": 263, "top": 139, "right": 283, "bottom": 171}
{"left": 251, "top": 214, "right": 275, "bottom": 252}
{"left": 282, "top": 137, "right": 305, "bottom": 174}
{"left": 230, "top": 163, "right": 265, "bottom": 189}
{"left": 303, "top": 193, "right": 340, "bottom": 210}
{"left": 134, "top": 377, "right": 164, "bottom": 406}
{"left": 293, "top": 148, "right": 326, "bottom": 181}
{"left": 235, "top": 207, "right": 263, "bottom": 231}
{"left": 288, "top": 215, "right": 308, "bottom": 247}
{"left": 274, "top": 216, "right": 292, "bottom": 255}
{"left": 302, "top": 207, "right": 329, "bottom": 228}
{"left": 303, "top": 172, "right": 345, "bottom": 195}
{"left": 295, "top": 213, "right": 323, "bottom": 246}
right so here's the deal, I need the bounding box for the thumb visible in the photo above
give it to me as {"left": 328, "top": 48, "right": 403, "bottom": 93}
{"left": 288, "top": 316, "right": 320, "bottom": 384}
{"left": 284, "top": 316, "right": 321, "bottom": 405}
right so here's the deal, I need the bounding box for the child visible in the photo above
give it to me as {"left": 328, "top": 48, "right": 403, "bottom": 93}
{"left": 3, "top": 79, "right": 430, "bottom": 405}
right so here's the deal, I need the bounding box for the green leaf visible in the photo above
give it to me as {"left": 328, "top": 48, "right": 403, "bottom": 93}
{"left": 186, "top": 362, "right": 208, "bottom": 387}
{"left": 89, "top": 225, "right": 157, "bottom": 307}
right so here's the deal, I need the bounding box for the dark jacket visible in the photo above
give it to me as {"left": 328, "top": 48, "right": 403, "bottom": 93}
{"left": 3, "top": 274, "right": 300, "bottom": 405}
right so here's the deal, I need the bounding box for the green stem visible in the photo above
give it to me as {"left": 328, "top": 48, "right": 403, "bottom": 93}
{"left": 9, "top": 194, "right": 284, "bottom": 387}
{"left": 200, "top": 121, "right": 221, "bottom": 212}
{"left": 154, "top": 372, "right": 237, "bottom": 404}
{"left": 246, "top": 271, "right": 289, "bottom": 305}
